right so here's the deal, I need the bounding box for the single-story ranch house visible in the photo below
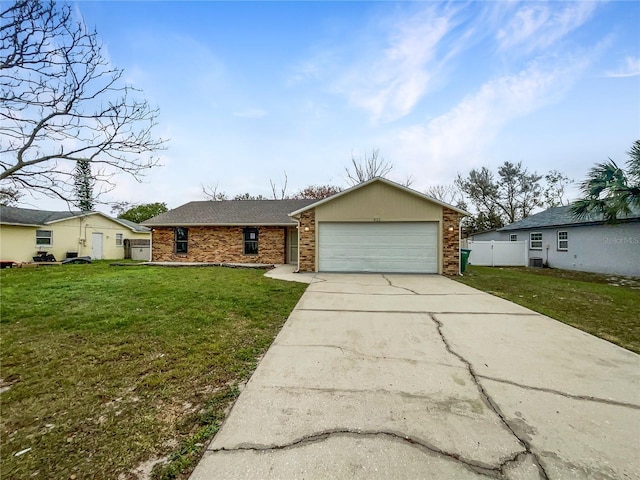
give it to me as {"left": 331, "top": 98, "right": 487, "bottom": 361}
{"left": 0, "top": 206, "right": 151, "bottom": 262}
{"left": 144, "top": 178, "right": 469, "bottom": 275}
{"left": 467, "top": 205, "right": 640, "bottom": 276}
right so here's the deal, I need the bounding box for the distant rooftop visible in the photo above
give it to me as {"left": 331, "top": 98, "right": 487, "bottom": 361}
{"left": 0, "top": 206, "right": 86, "bottom": 225}
{"left": 0, "top": 206, "right": 149, "bottom": 232}
{"left": 499, "top": 205, "right": 640, "bottom": 231}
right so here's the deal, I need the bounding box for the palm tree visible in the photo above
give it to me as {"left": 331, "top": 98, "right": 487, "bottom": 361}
{"left": 572, "top": 140, "right": 640, "bottom": 223}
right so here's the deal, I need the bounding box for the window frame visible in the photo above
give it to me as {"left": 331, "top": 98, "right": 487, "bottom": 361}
{"left": 243, "top": 227, "right": 259, "bottom": 255}
{"left": 530, "top": 232, "right": 543, "bottom": 250}
{"left": 557, "top": 231, "right": 568, "bottom": 251}
{"left": 115, "top": 233, "right": 123, "bottom": 246}
{"left": 36, "top": 229, "right": 53, "bottom": 247}
{"left": 509, "top": 234, "right": 518, "bottom": 242}
{"left": 174, "top": 227, "right": 189, "bottom": 254}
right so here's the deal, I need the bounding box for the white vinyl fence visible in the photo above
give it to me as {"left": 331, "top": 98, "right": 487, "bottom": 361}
{"left": 467, "top": 240, "right": 528, "bottom": 267}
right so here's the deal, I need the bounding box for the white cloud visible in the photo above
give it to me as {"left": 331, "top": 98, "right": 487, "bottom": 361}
{"left": 497, "top": 2, "right": 598, "bottom": 53}
{"left": 604, "top": 56, "right": 640, "bottom": 78}
{"left": 233, "top": 109, "right": 267, "bottom": 119}
{"left": 287, "top": 51, "right": 338, "bottom": 87}
{"left": 393, "top": 54, "right": 593, "bottom": 180}
{"left": 335, "top": 5, "right": 459, "bottom": 123}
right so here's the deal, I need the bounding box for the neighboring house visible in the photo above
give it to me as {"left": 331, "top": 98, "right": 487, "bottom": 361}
{"left": 468, "top": 205, "right": 640, "bottom": 276}
{"left": 0, "top": 206, "right": 151, "bottom": 262}
{"left": 464, "top": 229, "right": 504, "bottom": 243}
{"left": 144, "top": 177, "right": 468, "bottom": 275}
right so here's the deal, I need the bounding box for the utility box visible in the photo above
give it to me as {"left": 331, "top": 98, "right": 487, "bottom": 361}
{"left": 125, "top": 239, "right": 150, "bottom": 261}
{"left": 529, "top": 257, "right": 543, "bottom": 268}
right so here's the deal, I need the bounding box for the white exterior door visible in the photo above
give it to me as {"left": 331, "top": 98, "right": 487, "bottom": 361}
{"left": 91, "top": 232, "right": 103, "bottom": 260}
{"left": 318, "top": 222, "right": 438, "bottom": 273}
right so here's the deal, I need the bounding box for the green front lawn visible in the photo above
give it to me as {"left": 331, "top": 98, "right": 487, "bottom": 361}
{"left": 0, "top": 263, "right": 307, "bottom": 479}
{"left": 455, "top": 266, "right": 640, "bottom": 354}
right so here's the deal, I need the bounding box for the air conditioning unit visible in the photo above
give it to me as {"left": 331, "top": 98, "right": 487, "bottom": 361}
{"left": 529, "top": 257, "right": 543, "bottom": 268}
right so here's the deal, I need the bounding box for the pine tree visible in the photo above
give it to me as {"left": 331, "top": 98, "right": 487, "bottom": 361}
{"left": 74, "top": 159, "right": 95, "bottom": 211}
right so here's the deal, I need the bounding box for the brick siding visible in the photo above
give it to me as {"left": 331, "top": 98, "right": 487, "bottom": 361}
{"left": 297, "top": 209, "right": 316, "bottom": 272}
{"left": 151, "top": 226, "right": 287, "bottom": 264}
{"left": 442, "top": 207, "right": 461, "bottom": 276}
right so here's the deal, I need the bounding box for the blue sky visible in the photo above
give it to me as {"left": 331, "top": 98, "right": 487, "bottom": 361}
{"left": 29, "top": 1, "right": 640, "bottom": 210}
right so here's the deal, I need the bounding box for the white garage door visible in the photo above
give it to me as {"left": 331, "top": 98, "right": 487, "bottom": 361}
{"left": 318, "top": 222, "right": 438, "bottom": 273}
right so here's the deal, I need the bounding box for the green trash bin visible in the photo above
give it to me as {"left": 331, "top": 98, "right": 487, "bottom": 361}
{"left": 460, "top": 248, "right": 471, "bottom": 273}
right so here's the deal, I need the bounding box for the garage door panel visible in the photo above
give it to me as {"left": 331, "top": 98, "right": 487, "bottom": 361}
{"left": 319, "top": 222, "right": 438, "bottom": 273}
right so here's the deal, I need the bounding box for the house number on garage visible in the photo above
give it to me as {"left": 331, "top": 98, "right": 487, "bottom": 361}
{"left": 373, "top": 217, "right": 381, "bottom": 222}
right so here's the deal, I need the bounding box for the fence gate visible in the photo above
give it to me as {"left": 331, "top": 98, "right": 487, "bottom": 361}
{"left": 467, "top": 240, "right": 528, "bottom": 267}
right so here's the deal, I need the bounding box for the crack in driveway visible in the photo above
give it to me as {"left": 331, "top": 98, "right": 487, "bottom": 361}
{"left": 381, "top": 274, "right": 421, "bottom": 294}
{"left": 430, "top": 313, "right": 550, "bottom": 480}
{"left": 477, "top": 374, "right": 640, "bottom": 410}
{"left": 211, "top": 428, "right": 526, "bottom": 479}
{"left": 275, "top": 343, "right": 461, "bottom": 367}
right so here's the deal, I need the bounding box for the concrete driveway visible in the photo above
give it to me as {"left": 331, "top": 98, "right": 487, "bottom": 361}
{"left": 191, "top": 273, "right": 640, "bottom": 480}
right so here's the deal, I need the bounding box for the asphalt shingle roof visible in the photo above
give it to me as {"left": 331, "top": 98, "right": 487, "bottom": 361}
{"left": 498, "top": 205, "right": 640, "bottom": 231}
{"left": 0, "top": 206, "right": 150, "bottom": 232}
{"left": 115, "top": 218, "right": 151, "bottom": 233}
{"left": 0, "top": 206, "right": 85, "bottom": 225}
{"left": 142, "top": 199, "right": 318, "bottom": 226}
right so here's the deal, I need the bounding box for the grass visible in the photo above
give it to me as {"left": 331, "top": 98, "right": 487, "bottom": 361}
{"left": 455, "top": 266, "right": 640, "bottom": 354}
{"left": 0, "top": 262, "right": 307, "bottom": 479}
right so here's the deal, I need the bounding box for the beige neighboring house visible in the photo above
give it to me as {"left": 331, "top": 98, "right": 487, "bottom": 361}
{"left": 144, "top": 177, "right": 469, "bottom": 275}
{"left": 0, "top": 206, "right": 151, "bottom": 263}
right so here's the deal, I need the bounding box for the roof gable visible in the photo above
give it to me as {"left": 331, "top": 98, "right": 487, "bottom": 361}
{"left": 289, "top": 177, "right": 470, "bottom": 217}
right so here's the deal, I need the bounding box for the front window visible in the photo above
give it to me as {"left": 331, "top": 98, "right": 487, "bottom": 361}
{"left": 243, "top": 227, "right": 258, "bottom": 255}
{"left": 530, "top": 232, "right": 542, "bottom": 250}
{"left": 557, "top": 231, "right": 568, "bottom": 251}
{"left": 115, "top": 233, "right": 123, "bottom": 246}
{"left": 510, "top": 234, "right": 518, "bottom": 242}
{"left": 36, "top": 229, "right": 53, "bottom": 246}
{"left": 175, "top": 227, "right": 188, "bottom": 254}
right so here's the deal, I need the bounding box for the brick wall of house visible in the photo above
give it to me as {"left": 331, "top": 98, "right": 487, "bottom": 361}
{"left": 151, "top": 226, "right": 287, "bottom": 264}
{"left": 442, "top": 207, "right": 461, "bottom": 276}
{"left": 297, "top": 210, "right": 316, "bottom": 272}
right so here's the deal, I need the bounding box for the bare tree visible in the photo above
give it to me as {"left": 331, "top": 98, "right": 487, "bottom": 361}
{"left": 0, "top": 186, "right": 22, "bottom": 205}
{"left": 344, "top": 149, "right": 413, "bottom": 187}
{"left": 110, "top": 201, "right": 133, "bottom": 216}
{"left": 269, "top": 171, "right": 288, "bottom": 199}
{"left": 543, "top": 170, "right": 572, "bottom": 208}
{"left": 233, "top": 192, "right": 268, "bottom": 200}
{"left": 345, "top": 149, "right": 393, "bottom": 185}
{"left": 425, "top": 184, "right": 465, "bottom": 207}
{"left": 0, "top": 0, "right": 165, "bottom": 204}
{"left": 292, "top": 184, "right": 342, "bottom": 199}
{"left": 201, "top": 182, "right": 228, "bottom": 201}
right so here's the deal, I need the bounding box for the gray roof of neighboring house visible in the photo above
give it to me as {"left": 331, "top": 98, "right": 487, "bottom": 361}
{"left": 498, "top": 205, "right": 640, "bottom": 232}
{"left": 0, "top": 206, "right": 86, "bottom": 225}
{"left": 143, "top": 199, "right": 318, "bottom": 227}
{"left": 0, "top": 205, "right": 150, "bottom": 232}
{"left": 114, "top": 217, "right": 151, "bottom": 233}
